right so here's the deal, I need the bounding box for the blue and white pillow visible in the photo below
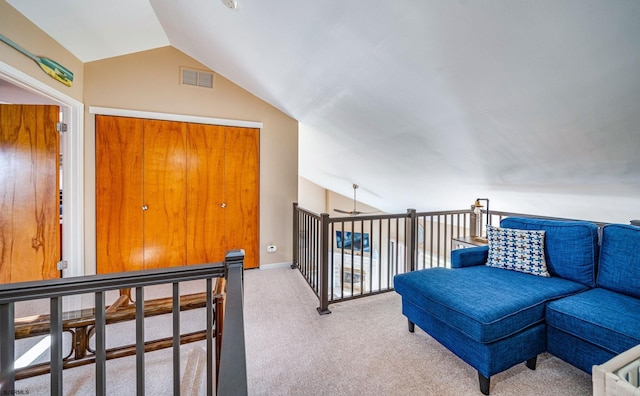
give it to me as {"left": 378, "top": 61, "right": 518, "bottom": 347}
{"left": 486, "top": 225, "right": 550, "bottom": 277}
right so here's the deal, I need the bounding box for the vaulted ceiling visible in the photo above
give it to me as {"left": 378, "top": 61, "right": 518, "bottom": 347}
{"left": 8, "top": 0, "right": 640, "bottom": 222}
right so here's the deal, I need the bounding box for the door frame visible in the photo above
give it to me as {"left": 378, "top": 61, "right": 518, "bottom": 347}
{"left": 0, "top": 60, "right": 85, "bottom": 278}
{"left": 89, "top": 106, "right": 262, "bottom": 129}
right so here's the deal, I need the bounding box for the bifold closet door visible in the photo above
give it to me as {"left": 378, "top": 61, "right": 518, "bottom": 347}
{"left": 96, "top": 116, "right": 144, "bottom": 273}
{"left": 96, "top": 116, "right": 259, "bottom": 273}
{"left": 0, "top": 104, "right": 61, "bottom": 282}
{"left": 96, "top": 117, "right": 187, "bottom": 272}
{"left": 186, "top": 123, "right": 226, "bottom": 265}
{"left": 187, "top": 125, "right": 259, "bottom": 269}
{"left": 142, "top": 120, "right": 187, "bottom": 269}
{"left": 224, "top": 126, "right": 259, "bottom": 269}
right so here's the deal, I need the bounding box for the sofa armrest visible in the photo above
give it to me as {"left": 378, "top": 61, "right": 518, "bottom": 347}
{"left": 451, "top": 246, "right": 489, "bottom": 268}
{"left": 593, "top": 344, "right": 640, "bottom": 396}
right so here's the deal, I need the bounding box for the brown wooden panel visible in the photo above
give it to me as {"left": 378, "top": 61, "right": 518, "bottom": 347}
{"left": 0, "top": 104, "right": 60, "bottom": 283}
{"left": 143, "top": 120, "right": 187, "bottom": 269}
{"left": 96, "top": 116, "right": 259, "bottom": 272}
{"left": 95, "top": 116, "right": 144, "bottom": 273}
{"left": 186, "top": 123, "right": 227, "bottom": 265}
{"left": 224, "top": 127, "right": 259, "bottom": 269}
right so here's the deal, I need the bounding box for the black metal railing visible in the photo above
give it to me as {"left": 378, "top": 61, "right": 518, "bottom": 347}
{"left": 0, "top": 250, "right": 247, "bottom": 396}
{"left": 293, "top": 203, "right": 477, "bottom": 313}
{"left": 413, "top": 210, "right": 475, "bottom": 270}
{"left": 293, "top": 202, "right": 609, "bottom": 314}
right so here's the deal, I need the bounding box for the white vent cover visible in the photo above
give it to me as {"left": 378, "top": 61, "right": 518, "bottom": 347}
{"left": 181, "top": 67, "right": 214, "bottom": 89}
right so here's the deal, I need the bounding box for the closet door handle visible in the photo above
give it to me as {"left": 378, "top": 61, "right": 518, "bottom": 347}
{"left": 142, "top": 205, "right": 148, "bottom": 211}
{"left": 221, "top": 203, "right": 226, "bottom": 208}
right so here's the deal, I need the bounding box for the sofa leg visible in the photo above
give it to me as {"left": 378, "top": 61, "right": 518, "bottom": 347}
{"left": 408, "top": 320, "right": 415, "bottom": 333}
{"left": 478, "top": 373, "right": 490, "bottom": 395}
{"left": 526, "top": 356, "right": 537, "bottom": 370}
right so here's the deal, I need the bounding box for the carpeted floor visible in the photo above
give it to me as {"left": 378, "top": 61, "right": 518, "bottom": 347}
{"left": 14, "top": 267, "right": 593, "bottom": 395}
{"left": 244, "top": 267, "right": 593, "bottom": 396}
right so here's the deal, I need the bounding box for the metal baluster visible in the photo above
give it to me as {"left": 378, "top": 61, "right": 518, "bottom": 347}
{"left": 444, "top": 214, "right": 449, "bottom": 266}
{"left": 136, "top": 287, "right": 145, "bottom": 395}
{"left": 387, "top": 219, "right": 392, "bottom": 289}
{"left": 0, "top": 302, "right": 15, "bottom": 392}
{"left": 430, "top": 216, "right": 434, "bottom": 268}
{"left": 395, "top": 218, "right": 400, "bottom": 279}
{"left": 206, "top": 278, "right": 213, "bottom": 396}
{"left": 437, "top": 215, "right": 442, "bottom": 267}
{"left": 420, "top": 215, "right": 425, "bottom": 269}
{"left": 369, "top": 219, "right": 373, "bottom": 293}
{"left": 339, "top": 222, "right": 345, "bottom": 299}
{"left": 173, "top": 282, "right": 180, "bottom": 395}
{"left": 377, "top": 219, "right": 382, "bottom": 288}
{"left": 329, "top": 222, "right": 335, "bottom": 300}
{"left": 95, "top": 291, "right": 106, "bottom": 396}
{"left": 50, "top": 297, "right": 63, "bottom": 396}
{"left": 350, "top": 220, "right": 355, "bottom": 295}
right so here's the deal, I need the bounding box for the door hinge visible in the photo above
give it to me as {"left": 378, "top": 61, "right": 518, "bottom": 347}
{"left": 57, "top": 122, "right": 68, "bottom": 133}
{"left": 57, "top": 260, "right": 68, "bottom": 270}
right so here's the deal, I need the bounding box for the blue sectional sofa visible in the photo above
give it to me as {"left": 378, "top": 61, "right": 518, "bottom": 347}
{"left": 394, "top": 217, "right": 640, "bottom": 395}
{"left": 545, "top": 223, "right": 640, "bottom": 373}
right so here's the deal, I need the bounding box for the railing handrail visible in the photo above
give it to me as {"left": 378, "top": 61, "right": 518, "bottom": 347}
{"left": 0, "top": 262, "right": 227, "bottom": 304}
{"left": 330, "top": 209, "right": 475, "bottom": 222}
{"left": 329, "top": 211, "right": 410, "bottom": 222}
{"left": 295, "top": 205, "right": 323, "bottom": 219}
{"left": 293, "top": 202, "right": 615, "bottom": 315}
{"left": 297, "top": 207, "right": 610, "bottom": 230}
{"left": 415, "top": 209, "right": 474, "bottom": 217}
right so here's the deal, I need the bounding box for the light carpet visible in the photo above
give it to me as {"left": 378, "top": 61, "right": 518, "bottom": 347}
{"left": 244, "top": 267, "right": 592, "bottom": 396}
{"left": 13, "top": 267, "right": 593, "bottom": 395}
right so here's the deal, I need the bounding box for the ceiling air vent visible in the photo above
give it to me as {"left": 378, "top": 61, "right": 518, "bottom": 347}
{"left": 181, "top": 67, "right": 214, "bottom": 89}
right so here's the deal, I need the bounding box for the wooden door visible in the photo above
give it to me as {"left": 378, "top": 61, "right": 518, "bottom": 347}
{"left": 224, "top": 127, "right": 259, "bottom": 269}
{"left": 186, "top": 124, "right": 260, "bottom": 269}
{"left": 96, "top": 116, "right": 144, "bottom": 273}
{"left": 96, "top": 116, "right": 259, "bottom": 272}
{"left": 186, "top": 123, "right": 226, "bottom": 265}
{"left": 143, "top": 120, "right": 187, "bottom": 269}
{"left": 0, "top": 104, "right": 60, "bottom": 282}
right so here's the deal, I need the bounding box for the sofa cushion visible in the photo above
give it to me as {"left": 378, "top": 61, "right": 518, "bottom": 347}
{"left": 500, "top": 217, "right": 599, "bottom": 286}
{"left": 546, "top": 288, "right": 640, "bottom": 355}
{"left": 596, "top": 224, "right": 640, "bottom": 298}
{"left": 394, "top": 265, "right": 588, "bottom": 344}
{"left": 486, "top": 225, "right": 550, "bottom": 277}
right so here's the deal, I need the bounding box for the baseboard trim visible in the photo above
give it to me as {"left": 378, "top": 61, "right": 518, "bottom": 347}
{"left": 259, "top": 262, "right": 294, "bottom": 270}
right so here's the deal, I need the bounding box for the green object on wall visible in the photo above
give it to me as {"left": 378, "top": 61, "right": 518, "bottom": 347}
{"left": 0, "top": 33, "right": 74, "bottom": 87}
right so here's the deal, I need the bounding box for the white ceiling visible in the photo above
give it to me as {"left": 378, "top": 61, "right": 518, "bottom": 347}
{"left": 8, "top": 0, "right": 640, "bottom": 222}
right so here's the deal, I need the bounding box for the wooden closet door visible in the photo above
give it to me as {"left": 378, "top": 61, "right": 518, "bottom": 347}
{"left": 186, "top": 124, "right": 226, "bottom": 265}
{"left": 96, "top": 116, "right": 258, "bottom": 272}
{"left": 224, "top": 127, "right": 259, "bottom": 269}
{"left": 96, "top": 116, "right": 144, "bottom": 273}
{"left": 143, "top": 120, "right": 187, "bottom": 269}
{"left": 0, "top": 104, "right": 60, "bottom": 282}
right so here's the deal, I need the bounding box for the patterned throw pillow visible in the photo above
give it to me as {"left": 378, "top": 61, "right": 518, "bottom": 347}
{"left": 486, "top": 225, "right": 550, "bottom": 277}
